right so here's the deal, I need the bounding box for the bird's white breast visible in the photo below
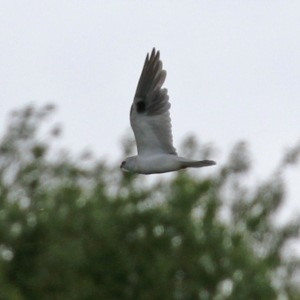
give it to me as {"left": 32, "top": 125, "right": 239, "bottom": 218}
{"left": 136, "top": 154, "right": 182, "bottom": 174}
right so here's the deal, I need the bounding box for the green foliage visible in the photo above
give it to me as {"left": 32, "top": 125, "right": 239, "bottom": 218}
{"left": 0, "top": 105, "right": 299, "bottom": 299}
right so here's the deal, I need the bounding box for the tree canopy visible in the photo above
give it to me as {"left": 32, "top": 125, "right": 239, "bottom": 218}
{"left": 0, "top": 105, "right": 299, "bottom": 300}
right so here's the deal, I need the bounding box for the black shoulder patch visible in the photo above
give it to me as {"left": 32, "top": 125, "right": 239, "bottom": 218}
{"left": 136, "top": 99, "right": 146, "bottom": 113}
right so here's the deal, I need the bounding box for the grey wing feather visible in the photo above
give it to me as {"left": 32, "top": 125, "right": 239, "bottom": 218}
{"left": 130, "top": 48, "right": 177, "bottom": 155}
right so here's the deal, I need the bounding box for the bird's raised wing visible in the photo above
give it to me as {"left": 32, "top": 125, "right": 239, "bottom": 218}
{"left": 130, "top": 48, "right": 177, "bottom": 156}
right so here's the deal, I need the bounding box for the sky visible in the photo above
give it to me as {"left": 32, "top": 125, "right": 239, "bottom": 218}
{"left": 1, "top": 1, "right": 300, "bottom": 220}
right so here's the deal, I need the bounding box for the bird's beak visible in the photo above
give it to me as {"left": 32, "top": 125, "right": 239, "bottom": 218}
{"left": 120, "top": 161, "right": 130, "bottom": 172}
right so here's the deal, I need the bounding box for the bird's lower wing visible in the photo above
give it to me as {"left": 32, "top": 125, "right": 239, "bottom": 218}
{"left": 130, "top": 109, "right": 177, "bottom": 155}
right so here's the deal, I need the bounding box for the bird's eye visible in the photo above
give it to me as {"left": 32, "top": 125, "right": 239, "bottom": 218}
{"left": 120, "top": 161, "right": 125, "bottom": 168}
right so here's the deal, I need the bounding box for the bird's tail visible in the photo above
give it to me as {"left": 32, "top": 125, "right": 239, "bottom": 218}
{"left": 179, "top": 157, "right": 216, "bottom": 169}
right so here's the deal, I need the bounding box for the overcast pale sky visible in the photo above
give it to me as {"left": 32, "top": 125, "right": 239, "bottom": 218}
{"left": 1, "top": 1, "right": 299, "bottom": 219}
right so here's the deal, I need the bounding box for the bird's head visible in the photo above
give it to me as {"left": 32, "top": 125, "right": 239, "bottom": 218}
{"left": 120, "top": 156, "right": 137, "bottom": 173}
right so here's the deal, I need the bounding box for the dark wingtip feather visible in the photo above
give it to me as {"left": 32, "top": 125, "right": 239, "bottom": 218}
{"left": 148, "top": 48, "right": 160, "bottom": 65}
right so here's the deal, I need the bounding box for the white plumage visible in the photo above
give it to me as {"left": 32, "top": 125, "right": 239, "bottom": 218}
{"left": 121, "top": 48, "right": 216, "bottom": 174}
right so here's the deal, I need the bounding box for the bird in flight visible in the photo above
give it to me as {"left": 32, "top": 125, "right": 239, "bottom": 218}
{"left": 120, "top": 48, "right": 216, "bottom": 174}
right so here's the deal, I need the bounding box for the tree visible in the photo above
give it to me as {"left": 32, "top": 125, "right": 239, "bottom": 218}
{"left": 0, "top": 105, "right": 299, "bottom": 300}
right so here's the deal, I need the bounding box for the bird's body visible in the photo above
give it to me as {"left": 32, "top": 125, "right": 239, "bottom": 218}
{"left": 121, "top": 48, "right": 216, "bottom": 174}
{"left": 123, "top": 155, "right": 216, "bottom": 174}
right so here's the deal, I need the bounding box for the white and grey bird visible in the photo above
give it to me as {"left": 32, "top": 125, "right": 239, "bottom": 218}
{"left": 120, "top": 48, "right": 216, "bottom": 174}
